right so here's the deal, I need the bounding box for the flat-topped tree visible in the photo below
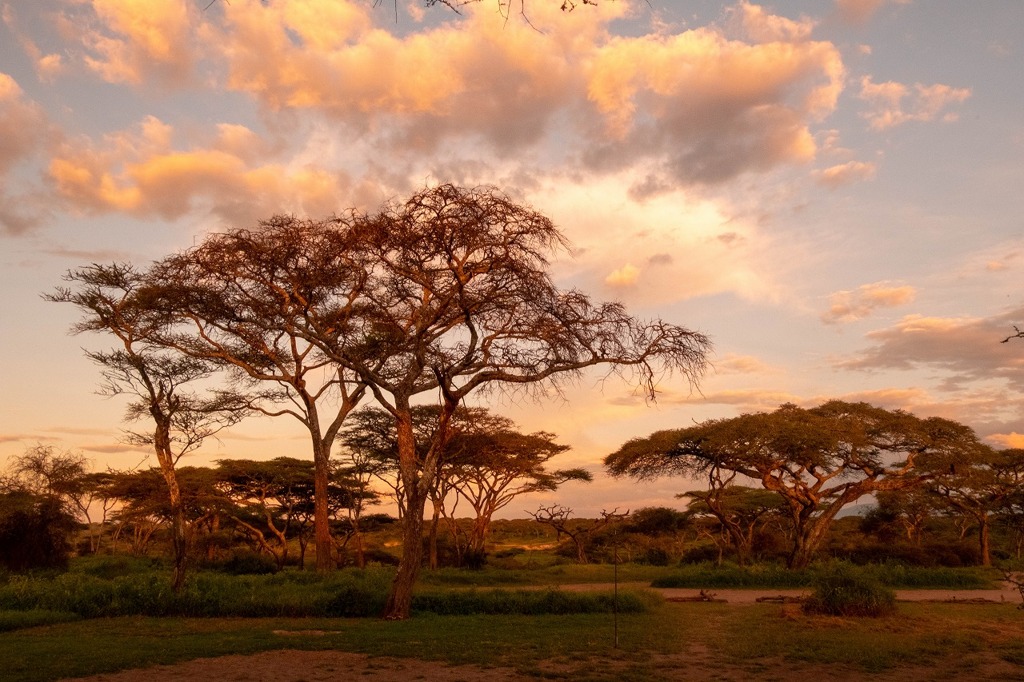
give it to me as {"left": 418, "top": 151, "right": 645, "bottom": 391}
{"left": 144, "top": 216, "right": 375, "bottom": 572}
{"left": 607, "top": 401, "right": 985, "bottom": 569}
{"left": 319, "top": 184, "right": 709, "bottom": 619}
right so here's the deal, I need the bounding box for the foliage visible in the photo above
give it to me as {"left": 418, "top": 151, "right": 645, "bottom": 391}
{"left": 607, "top": 401, "right": 985, "bottom": 569}
{"left": 0, "top": 490, "right": 77, "bottom": 571}
{"left": 802, "top": 563, "right": 897, "bottom": 617}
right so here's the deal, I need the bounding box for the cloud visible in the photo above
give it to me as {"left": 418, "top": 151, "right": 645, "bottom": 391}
{"left": 78, "top": 0, "right": 197, "bottom": 85}
{"left": 583, "top": 18, "right": 843, "bottom": 185}
{"left": 0, "top": 72, "right": 52, "bottom": 234}
{"left": 47, "top": 116, "right": 360, "bottom": 223}
{"left": 822, "top": 281, "right": 916, "bottom": 324}
{"left": 833, "top": 0, "right": 885, "bottom": 25}
{"left": 712, "top": 354, "right": 781, "bottom": 376}
{"left": 859, "top": 76, "right": 971, "bottom": 130}
{"left": 605, "top": 263, "right": 640, "bottom": 287}
{"left": 817, "top": 160, "right": 876, "bottom": 188}
{"left": 837, "top": 309, "right": 1024, "bottom": 390}
{"left": 0, "top": 73, "right": 46, "bottom": 175}
{"left": 196, "top": 1, "right": 844, "bottom": 186}
{"left": 529, "top": 176, "right": 784, "bottom": 306}
{"left": 833, "top": 0, "right": 912, "bottom": 25}
{"left": 2, "top": 4, "right": 66, "bottom": 82}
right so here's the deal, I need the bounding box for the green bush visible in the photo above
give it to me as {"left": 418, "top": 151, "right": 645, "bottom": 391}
{"left": 803, "top": 564, "right": 896, "bottom": 617}
{"left": 216, "top": 550, "right": 280, "bottom": 575}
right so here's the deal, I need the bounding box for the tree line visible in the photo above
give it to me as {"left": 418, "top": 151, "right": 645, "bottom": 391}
{"left": 0, "top": 406, "right": 586, "bottom": 574}
{"left": 44, "top": 184, "right": 710, "bottom": 619}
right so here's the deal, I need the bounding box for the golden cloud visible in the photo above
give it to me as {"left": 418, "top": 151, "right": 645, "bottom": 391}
{"left": 822, "top": 281, "right": 916, "bottom": 324}
{"left": 605, "top": 263, "right": 640, "bottom": 287}
{"left": 817, "top": 160, "right": 877, "bottom": 187}
{"left": 79, "top": 0, "right": 196, "bottom": 85}
{"left": 48, "top": 116, "right": 354, "bottom": 222}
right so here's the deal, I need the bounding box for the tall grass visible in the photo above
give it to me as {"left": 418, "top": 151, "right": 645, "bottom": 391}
{"left": 0, "top": 565, "right": 654, "bottom": 621}
{"left": 651, "top": 561, "right": 996, "bottom": 589}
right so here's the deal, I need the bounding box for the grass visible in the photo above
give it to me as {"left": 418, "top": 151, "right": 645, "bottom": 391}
{"left": 2, "top": 602, "right": 1022, "bottom": 682}
{"left": 651, "top": 561, "right": 997, "bottom": 589}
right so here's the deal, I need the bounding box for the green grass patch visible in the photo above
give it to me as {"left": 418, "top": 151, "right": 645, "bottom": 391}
{"left": 651, "top": 561, "right": 997, "bottom": 590}
{"left": 0, "top": 609, "right": 80, "bottom": 632}
{"left": 1, "top": 602, "right": 1022, "bottom": 682}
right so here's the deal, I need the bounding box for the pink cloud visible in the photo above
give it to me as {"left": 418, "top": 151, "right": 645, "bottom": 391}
{"left": 817, "top": 160, "right": 877, "bottom": 188}
{"left": 859, "top": 76, "right": 971, "bottom": 130}
{"left": 822, "top": 281, "right": 915, "bottom": 324}
{"left": 838, "top": 310, "right": 1024, "bottom": 390}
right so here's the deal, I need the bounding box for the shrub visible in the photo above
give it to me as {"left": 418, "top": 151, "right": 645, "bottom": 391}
{"left": 803, "top": 564, "right": 896, "bottom": 617}
{"left": 0, "top": 492, "right": 76, "bottom": 572}
{"left": 216, "top": 550, "right": 279, "bottom": 575}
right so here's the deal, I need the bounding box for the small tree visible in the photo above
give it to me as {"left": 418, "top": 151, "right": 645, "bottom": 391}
{"left": 927, "top": 447, "right": 1024, "bottom": 567}
{"left": 7, "top": 445, "right": 118, "bottom": 553}
{"left": 48, "top": 265, "right": 245, "bottom": 590}
{"left": 528, "top": 505, "right": 628, "bottom": 564}
{"left": 682, "top": 486, "right": 783, "bottom": 566}
{"left": 447, "top": 424, "right": 590, "bottom": 561}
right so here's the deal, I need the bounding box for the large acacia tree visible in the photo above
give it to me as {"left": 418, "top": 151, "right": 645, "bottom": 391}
{"left": 607, "top": 401, "right": 983, "bottom": 569}
{"left": 316, "top": 184, "right": 710, "bottom": 619}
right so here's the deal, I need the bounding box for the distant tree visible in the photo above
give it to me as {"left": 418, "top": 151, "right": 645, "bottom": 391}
{"left": 447, "top": 424, "right": 590, "bottom": 561}
{"left": 528, "top": 505, "right": 628, "bottom": 564}
{"left": 48, "top": 264, "right": 246, "bottom": 590}
{"left": 0, "top": 486, "right": 77, "bottom": 571}
{"left": 927, "top": 447, "right": 1024, "bottom": 566}
{"left": 215, "top": 457, "right": 317, "bottom": 569}
{"left": 864, "top": 487, "right": 939, "bottom": 546}
{"left": 8, "top": 445, "right": 118, "bottom": 554}
{"left": 682, "top": 485, "right": 783, "bottom": 566}
{"left": 606, "top": 401, "right": 981, "bottom": 569}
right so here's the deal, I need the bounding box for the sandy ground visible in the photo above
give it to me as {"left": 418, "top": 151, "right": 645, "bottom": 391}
{"left": 59, "top": 584, "right": 1024, "bottom": 682}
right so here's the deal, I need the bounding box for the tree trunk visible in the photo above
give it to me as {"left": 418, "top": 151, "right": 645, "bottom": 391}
{"left": 384, "top": 492, "right": 426, "bottom": 620}
{"left": 979, "top": 515, "right": 991, "bottom": 567}
{"left": 382, "top": 405, "right": 428, "bottom": 620}
{"left": 427, "top": 495, "right": 441, "bottom": 570}
{"left": 153, "top": 421, "right": 188, "bottom": 592}
{"left": 788, "top": 510, "right": 839, "bottom": 570}
{"left": 312, "top": 438, "right": 333, "bottom": 572}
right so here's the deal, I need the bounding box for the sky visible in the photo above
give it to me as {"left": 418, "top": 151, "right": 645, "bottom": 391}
{"left": 2, "top": 0, "right": 1023, "bottom": 518}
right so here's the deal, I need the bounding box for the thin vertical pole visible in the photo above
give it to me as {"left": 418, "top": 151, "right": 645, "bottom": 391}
{"left": 613, "top": 543, "right": 619, "bottom": 649}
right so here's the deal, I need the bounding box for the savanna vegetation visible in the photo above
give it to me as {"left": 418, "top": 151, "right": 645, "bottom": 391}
{"left": 3, "top": 184, "right": 1023, "bottom": 679}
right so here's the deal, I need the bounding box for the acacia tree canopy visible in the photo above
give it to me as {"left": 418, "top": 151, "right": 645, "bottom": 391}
{"left": 606, "top": 400, "right": 984, "bottom": 569}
